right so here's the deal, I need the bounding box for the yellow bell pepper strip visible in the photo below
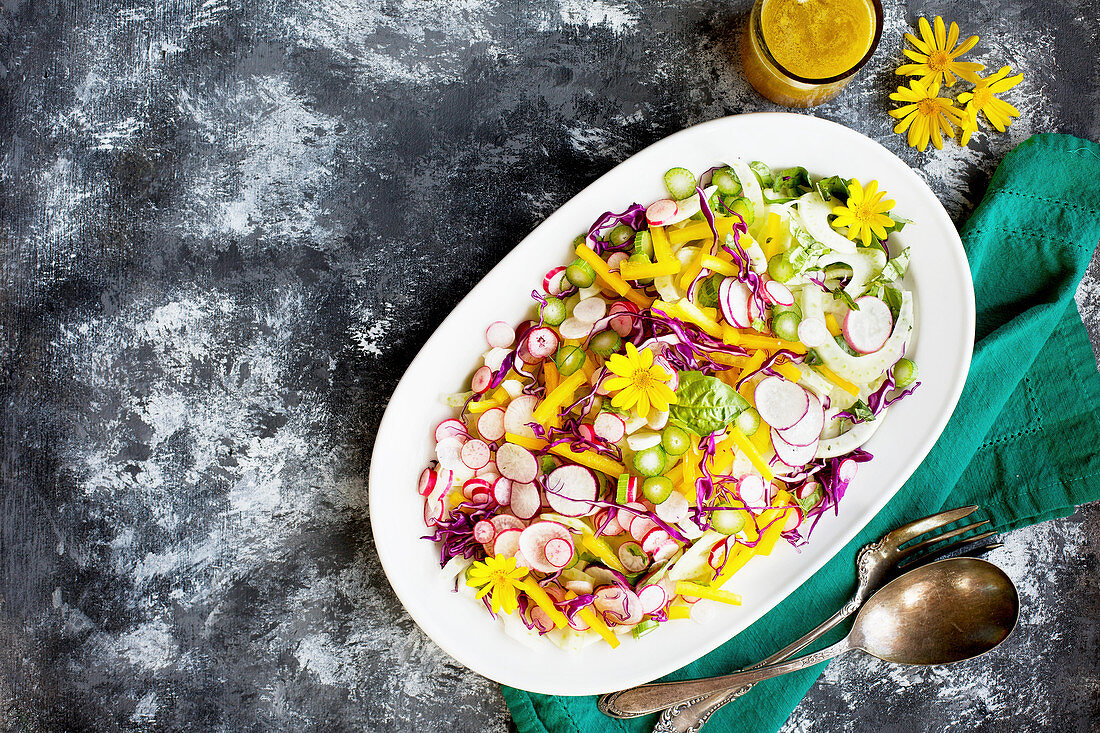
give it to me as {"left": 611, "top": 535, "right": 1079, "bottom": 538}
{"left": 679, "top": 444, "right": 702, "bottom": 499}
{"left": 651, "top": 224, "right": 673, "bottom": 263}
{"left": 733, "top": 332, "right": 808, "bottom": 354}
{"left": 620, "top": 257, "right": 682, "bottom": 280}
{"left": 504, "top": 432, "right": 548, "bottom": 451}
{"left": 753, "top": 491, "right": 794, "bottom": 556}
{"left": 543, "top": 361, "right": 559, "bottom": 393}
{"left": 825, "top": 313, "right": 843, "bottom": 336}
{"left": 468, "top": 398, "right": 503, "bottom": 414}
{"left": 729, "top": 425, "right": 774, "bottom": 482}
{"left": 667, "top": 220, "right": 713, "bottom": 245}
{"left": 675, "top": 300, "right": 724, "bottom": 338}
{"left": 699, "top": 254, "right": 739, "bottom": 277}
{"left": 517, "top": 578, "right": 569, "bottom": 629}
{"left": 532, "top": 368, "right": 588, "bottom": 424}
{"left": 749, "top": 423, "right": 773, "bottom": 456}
{"left": 675, "top": 580, "right": 742, "bottom": 606}
{"left": 710, "top": 349, "right": 747, "bottom": 370}
{"left": 736, "top": 350, "right": 767, "bottom": 403}
{"left": 573, "top": 244, "right": 652, "bottom": 309}
{"left": 720, "top": 324, "right": 741, "bottom": 346}
{"left": 678, "top": 247, "right": 709, "bottom": 290}
{"left": 549, "top": 444, "right": 624, "bottom": 476}
{"left": 566, "top": 591, "right": 620, "bottom": 648}
{"left": 771, "top": 359, "right": 802, "bottom": 383}
{"left": 581, "top": 532, "right": 628, "bottom": 574}
{"left": 812, "top": 364, "right": 861, "bottom": 396}
{"left": 760, "top": 212, "right": 784, "bottom": 260}
{"left": 667, "top": 602, "right": 691, "bottom": 620}
{"left": 712, "top": 544, "right": 754, "bottom": 588}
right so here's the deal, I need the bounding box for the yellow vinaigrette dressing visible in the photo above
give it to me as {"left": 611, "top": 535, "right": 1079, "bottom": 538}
{"left": 742, "top": 0, "right": 881, "bottom": 107}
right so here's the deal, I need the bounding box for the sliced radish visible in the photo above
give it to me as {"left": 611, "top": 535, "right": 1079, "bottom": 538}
{"left": 837, "top": 457, "right": 860, "bottom": 484}
{"left": 775, "top": 393, "right": 825, "bottom": 447}
{"left": 435, "top": 436, "right": 465, "bottom": 470}
{"left": 609, "top": 302, "right": 639, "bottom": 337}
{"left": 545, "top": 465, "right": 599, "bottom": 517}
{"left": 496, "top": 443, "right": 537, "bottom": 483}
{"left": 594, "top": 586, "right": 644, "bottom": 625}
{"left": 607, "top": 252, "right": 628, "bottom": 271}
{"left": 417, "top": 466, "right": 438, "bottom": 497}
{"left": 593, "top": 412, "right": 626, "bottom": 443}
{"left": 843, "top": 296, "right": 893, "bottom": 354}
{"left": 719, "top": 278, "right": 753, "bottom": 328}
{"left": 476, "top": 459, "right": 498, "bottom": 476}
{"left": 617, "top": 541, "right": 649, "bottom": 573}
{"left": 592, "top": 367, "right": 612, "bottom": 396}
{"left": 708, "top": 540, "right": 728, "bottom": 569}
{"left": 573, "top": 297, "right": 607, "bottom": 324}
{"left": 486, "top": 321, "right": 516, "bottom": 349}
{"left": 641, "top": 528, "right": 671, "bottom": 555}
{"left": 491, "top": 477, "right": 513, "bottom": 504}
{"left": 754, "top": 376, "right": 810, "bottom": 430}
{"left": 797, "top": 317, "right": 830, "bottom": 348}
{"left": 630, "top": 516, "right": 658, "bottom": 542}
{"left": 519, "top": 521, "right": 574, "bottom": 573}
{"left": 489, "top": 513, "right": 524, "bottom": 534}
{"left": 484, "top": 346, "right": 510, "bottom": 372}
{"left": 737, "top": 474, "right": 768, "bottom": 508}
{"left": 473, "top": 520, "right": 496, "bottom": 544}
{"left": 460, "top": 439, "right": 491, "bottom": 470}
{"left": 783, "top": 505, "right": 804, "bottom": 532}
{"left": 578, "top": 423, "right": 597, "bottom": 443}
{"left": 594, "top": 508, "right": 625, "bottom": 536}
{"left": 477, "top": 408, "right": 506, "bottom": 442}
{"left": 544, "top": 537, "right": 575, "bottom": 569}
{"left": 434, "top": 419, "right": 468, "bottom": 443}
{"left": 771, "top": 429, "right": 819, "bottom": 468}
{"left": 544, "top": 266, "right": 569, "bottom": 295}
{"left": 462, "top": 477, "right": 492, "bottom": 499}
{"left": 637, "top": 584, "right": 668, "bottom": 615}
{"left": 564, "top": 578, "right": 594, "bottom": 596}
{"left": 796, "top": 481, "right": 821, "bottom": 501}
{"left": 619, "top": 502, "right": 647, "bottom": 534}
{"left": 557, "top": 317, "right": 592, "bottom": 340}
{"left": 503, "top": 395, "right": 538, "bottom": 438}
{"left": 521, "top": 327, "right": 559, "bottom": 362}
{"left": 470, "top": 365, "right": 493, "bottom": 394}
{"left": 655, "top": 492, "right": 689, "bottom": 524}
{"left": 509, "top": 481, "right": 541, "bottom": 519}
{"left": 424, "top": 495, "right": 446, "bottom": 527}
{"left": 646, "top": 198, "right": 678, "bottom": 226}
{"left": 763, "top": 279, "right": 795, "bottom": 306}
{"left": 493, "top": 527, "right": 522, "bottom": 557}
{"left": 652, "top": 540, "right": 680, "bottom": 564}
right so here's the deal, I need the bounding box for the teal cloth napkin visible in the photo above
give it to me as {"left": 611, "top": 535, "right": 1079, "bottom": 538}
{"left": 503, "top": 133, "right": 1100, "bottom": 733}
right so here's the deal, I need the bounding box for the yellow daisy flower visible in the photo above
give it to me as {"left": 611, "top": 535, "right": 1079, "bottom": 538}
{"left": 889, "top": 78, "right": 967, "bottom": 151}
{"left": 896, "top": 16, "right": 983, "bottom": 87}
{"left": 466, "top": 554, "right": 529, "bottom": 615}
{"left": 603, "top": 343, "right": 677, "bottom": 420}
{"left": 957, "top": 65, "right": 1023, "bottom": 143}
{"left": 830, "top": 180, "right": 896, "bottom": 247}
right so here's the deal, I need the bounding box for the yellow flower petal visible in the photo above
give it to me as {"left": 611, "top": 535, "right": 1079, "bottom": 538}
{"left": 637, "top": 347, "right": 654, "bottom": 368}
{"left": 950, "top": 34, "right": 979, "bottom": 58}
{"left": 611, "top": 388, "right": 635, "bottom": 409}
{"left": 634, "top": 390, "right": 650, "bottom": 420}
{"left": 905, "top": 31, "right": 930, "bottom": 54}
{"left": 918, "top": 16, "right": 935, "bottom": 49}
{"left": 933, "top": 16, "right": 946, "bottom": 49}
{"left": 945, "top": 20, "right": 959, "bottom": 50}
{"left": 603, "top": 376, "right": 632, "bottom": 392}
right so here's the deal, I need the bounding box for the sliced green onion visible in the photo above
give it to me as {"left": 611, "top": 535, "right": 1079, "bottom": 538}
{"left": 664, "top": 167, "right": 698, "bottom": 200}
{"left": 633, "top": 446, "right": 668, "bottom": 477}
{"left": 566, "top": 258, "right": 596, "bottom": 288}
{"left": 642, "top": 476, "right": 674, "bottom": 504}
{"left": 660, "top": 425, "right": 691, "bottom": 457}
{"left": 767, "top": 252, "right": 795, "bottom": 283}
{"left": 735, "top": 408, "right": 760, "bottom": 437}
{"left": 555, "top": 344, "right": 586, "bottom": 376}
{"left": 712, "top": 167, "right": 742, "bottom": 197}
{"left": 893, "top": 358, "right": 918, "bottom": 388}
{"left": 540, "top": 296, "right": 567, "bottom": 326}
{"left": 590, "top": 329, "right": 622, "bottom": 358}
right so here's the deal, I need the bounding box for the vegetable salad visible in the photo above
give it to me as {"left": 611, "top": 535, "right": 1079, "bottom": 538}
{"left": 418, "top": 161, "right": 919, "bottom": 651}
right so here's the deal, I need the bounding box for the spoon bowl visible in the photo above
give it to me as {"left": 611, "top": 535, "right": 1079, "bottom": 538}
{"left": 851, "top": 556, "right": 1020, "bottom": 666}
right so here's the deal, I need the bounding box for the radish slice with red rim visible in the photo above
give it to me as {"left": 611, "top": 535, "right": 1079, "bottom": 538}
{"left": 593, "top": 412, "right": 626, "bottom": 443}
{"left": 509, "top": 481, "right": 541, "bottom": 519}
{"left": 543, "top": 537, "right": 575, "bottom": 569}
{"left": 837, "top": 457, "right": 860, "bottom": 483}
{"left": 573, "top": 297, "right": 607, "bottom": 324}
{"left": 737, "top": 474, "right": 768, "bottom": 508}
{"left": 496, "top": 443, "right": 538, "bottom": 483}
{"left": 608, "top": 301, "right": 639, "bottom": 337}
{"left": 417, "top": 466, "right": 438, "bottom": 497}
{"left": 462, "top": 478, "right": 491, "bottom": 499}
{"left": 544, "top": 465, "right": 598, "bottom": 517}
{"left": 485, "top": 321, "right": 516, "bottom": 349}
{"left": 637, "top": 584, "right": 668, "bottom": 615}
{"left": 754, "top": 376, "right": 810, "bottom": 430}
{"left": 843, "top": 296, "right": 893, "bottom": 354}
{"left": 763, "top": 279, "right": 795, "bottom": 306}
{"left": 493, "top": 528, "right": 522, "bottom": 558}
{"left": 460, "top": 439, "right": 491, "bottom": 470}
{"left": 617, "top": 541, "right": 649, "bottom": 573}
{"left": 782, "top": 505, "right": 803, "bottom": 532}
{"left": 519, "top": 521, "right": 574, "bottom": 573}
{"left": 491, "top": 477, "right": 513, "bottom": 505}
{"left": 434, "top": 419, "right": 468, "bottom": 443}
{"left": 775, "top": 393, "right": 824, "bottom": 447}
{"left": 435, "top": 436, "right": 465, "bottom": 470}
{"left": 629, "top": 516, "right": 658, "bottom": 543}
{"left": 523, "top": 327, "right": 559, "bottom": 361}
{"left": 473, "top": 520, "right": 496, "bottom": 544}
{"left": 719, "top": 278, "right": 753, "bottom": 328}
{"left": 578, "top": 423, "right": 597, "bottom": 443}
{"left": 543, "top": 266, "right": 568, "bottom": 295}
{"left": 771, "top": 429, "right": 819, "bottom": 468}
{"left": 594, "top": 586, "right": 643, "bottom": 625}
{"left": 797, "top": 317, "right": 830, "bottom": 348}
{"left": 470, "top": 366, "right": 493, "bottom": 394}
{"left": 503, "top": 395, "right": 539, "bottom": 438}
{"left": 477, "top": 408, "right": 506, "bottom": 442}
{"left": 652, "top": 540, "right": 680, "bottom": 564}
{"left": 646, "top": 199, "right": 678, "bottom": 226}
{"left": 655, "top": 492, "right": 689, "bottom": 524}
{"left": 641, "top": 528, "right": 671, "bottom": 555}
{"left": 606, "top": 252, "right": 628, "bottom": 271}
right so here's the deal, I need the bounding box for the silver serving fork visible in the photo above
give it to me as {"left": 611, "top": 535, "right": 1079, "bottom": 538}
{"left": 597, "top": 505, "right": 996, "bottom": 731}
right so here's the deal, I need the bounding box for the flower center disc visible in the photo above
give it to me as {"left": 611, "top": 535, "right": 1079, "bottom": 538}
{"left": 927, "top": 50, "right": 950, "bottom": 72}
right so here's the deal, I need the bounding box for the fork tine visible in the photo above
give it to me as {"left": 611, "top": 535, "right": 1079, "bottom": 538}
{"left": 894, "top": 531, "right": 998, "bottom": 572}
{"left": 896, "top": 520, "right": 991, "bottom": 558}
{"left": 886, "top": 505, "right": 979, "bottom": 545}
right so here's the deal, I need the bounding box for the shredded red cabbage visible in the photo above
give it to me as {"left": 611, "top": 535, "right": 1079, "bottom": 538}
{"left": 735, "top": 348, "right": 804, "bottom": 389}
{"left": 586, "top": 203, "right": 648, "bottom": 254}
{"left": 422, "top": 502, "right": 501, "bottom": 566}
{"left": 837, "top": 372, "right": 922, "bottom": 422}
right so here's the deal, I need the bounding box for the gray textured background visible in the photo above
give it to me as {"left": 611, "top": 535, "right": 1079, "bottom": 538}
{"left": 1, "top": 0, "right": 1098, "bottom": 731}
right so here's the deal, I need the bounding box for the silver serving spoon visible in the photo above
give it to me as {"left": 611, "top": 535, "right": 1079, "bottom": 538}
{"left": 600, "top": 557, "right": 1019, "bottom": 718}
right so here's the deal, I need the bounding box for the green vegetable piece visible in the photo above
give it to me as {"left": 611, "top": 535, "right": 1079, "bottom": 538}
{"left": 632, "top": 618, "right": 660, "bottom": 639}
{"left": 590, "top": 329, "right": 623, "bottom": 358}
{"left": 735, "top": 407, "right": 761, "bottom": 437}
{"left": 773, "top": 310, "right": 800, "bottom": 342}
{"left": 540, "top": 296, "right": 567, "bottom": 326}
{"left": 633, "top": 446, "right": 668, "bottom": 477}
{"left": 668, "top": 371, "right": 749, "bottom": 437}
{"left": 539, "top": 455, "right": 558, "bottom": 475}
{"left": 616, "top": 473, "right": 631, "bottom": 504}
{"left": 710, "top": 506, "right": 747, "bottom": 535}
{"left": 893, "top": 358, "right": 918, "bottom": 388}
{"left": 664, "top": 167, "right": 698, "bottom": 200}
{"left": 633, "top": 230, "right": 654, "bottom": 258}
{"left": 767, "top": 252, "right": 795, "bottom": 283}
{"left": 642, "top": 476, "right": 674, "bottom": 504}
{"left": 728, "top": 197, "right": 756, "bottom": 227}
{"left": 749, "top": 161, "right": 774, "bottom": 188}
{"left": 695, "top": 274, "right": 726, "bottom": 309}
{"left": 660, "top": 425, "right": 691, "bottom": 456}
{"left": 555, "top": 344, "right": 586, "bottom": 376}
{"left": 566, "top": 258, "right": 596, "bottom": 288}
{"left": 712, "top": 167, "right": 742, "bottom": 197}
{"left": 814, "top": 175, "right": 851, "bottom": 202}
{"left": 609, "top": 224, "right": 635, "bottom": 246}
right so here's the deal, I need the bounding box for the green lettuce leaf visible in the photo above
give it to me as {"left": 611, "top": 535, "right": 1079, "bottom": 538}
{"left": 669, "top": 371, "right": 749, "bottom": 437}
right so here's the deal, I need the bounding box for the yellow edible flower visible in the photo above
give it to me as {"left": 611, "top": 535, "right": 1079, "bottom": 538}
{"left": 466, "top": 554, "right": 529, "bottom": 615}
{"left": 889, "top": 78, "right": 967, "bottom": 151}
{"left": 830, "top": 180, "right": 896, "bottom": 248}
{"left": 896, "top": 16, "right": 983, "bottom": 87}
{"left": 957, "top": 65, "right": 1024, "bottom": 145}
{"left": 603, "top": 343, "right": 677, "bottom": 420}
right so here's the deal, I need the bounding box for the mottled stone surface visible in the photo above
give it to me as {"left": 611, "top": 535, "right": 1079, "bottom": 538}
{"left": 0, "top": 0, "right": 1097, "bottom": 731}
